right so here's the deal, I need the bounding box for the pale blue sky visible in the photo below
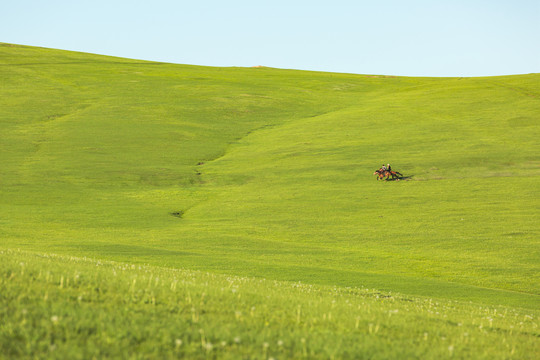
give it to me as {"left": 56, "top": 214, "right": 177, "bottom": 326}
{"left": 2, "top": 0, "right": 539, "bottom": 76}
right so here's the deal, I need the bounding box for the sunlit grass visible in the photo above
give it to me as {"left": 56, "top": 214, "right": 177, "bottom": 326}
{"left": 2, "top": 249, "right": 538, "bottom": 359}
{"left": 0, "top": 43, "right": 539, "bottom": 357}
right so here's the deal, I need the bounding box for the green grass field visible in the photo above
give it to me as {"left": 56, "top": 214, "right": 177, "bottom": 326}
{"left": 1, "top": 43, "right": 539, "bottom": 358}
{"left": 2, "top": 249, "right": 538, "bottom": 359}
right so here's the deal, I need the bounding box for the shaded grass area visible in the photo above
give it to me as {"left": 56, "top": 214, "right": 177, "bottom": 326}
{"left": 1, "top": 250, "right": 538, "bottom": 359}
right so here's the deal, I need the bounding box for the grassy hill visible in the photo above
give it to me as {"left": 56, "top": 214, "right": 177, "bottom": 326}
{"left": 1, "top": 43, "right": 539, "bottom": 357}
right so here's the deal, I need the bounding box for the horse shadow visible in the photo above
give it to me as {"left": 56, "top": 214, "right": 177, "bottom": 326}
{"left": 386, "top": 174, "right": 414, "bottom": 181}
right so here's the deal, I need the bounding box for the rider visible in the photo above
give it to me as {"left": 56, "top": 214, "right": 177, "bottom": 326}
{"left": 381, "top": 164, "right": 387, "bottom": 172}
{"left": 387, "top": 164, "right": 392, "bottom": 172}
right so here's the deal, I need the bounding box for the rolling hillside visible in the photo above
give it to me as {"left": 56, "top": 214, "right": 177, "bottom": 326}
{"left": 1, "top": 43, "right": 539, "bottom": 358}
{"left": 1, "top": 43, "right": 539, "bottom": 308}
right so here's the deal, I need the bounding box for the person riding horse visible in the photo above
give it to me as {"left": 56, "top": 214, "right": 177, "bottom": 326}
{"left": 374, "top": 166, "right": 389, "bottom": 180}
{"left": 374, "top": 164, "right": 402, "bottom": 180}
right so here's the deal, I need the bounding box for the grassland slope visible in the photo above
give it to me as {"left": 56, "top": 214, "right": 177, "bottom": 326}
{"left": 2, "top": 249, "right": 538, "bottom": 359}
{"left": 0, "top": 43, "right": 539, "bottom": 309}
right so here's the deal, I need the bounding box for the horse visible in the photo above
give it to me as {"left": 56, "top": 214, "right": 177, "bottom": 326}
{"left": 373, "top": 169, "right": 390, "bottom": 180}
{"left": 388, "top": 170, "right": 403, "bottom": 180}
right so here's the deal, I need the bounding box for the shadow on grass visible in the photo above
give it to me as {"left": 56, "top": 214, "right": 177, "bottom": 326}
{"left": 385, "top": 175, "right": 414, "bottom": 181}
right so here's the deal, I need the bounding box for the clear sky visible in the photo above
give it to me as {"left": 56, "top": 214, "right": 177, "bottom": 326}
{"left": 2, "top": 0, "right": 539, "bottom": 76}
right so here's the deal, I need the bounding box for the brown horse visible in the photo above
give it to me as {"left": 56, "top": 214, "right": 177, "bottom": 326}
{"left": 373, "top": 169, "right": 389, "bottom": 180}
{"left": 388, "top": 170, "right": 403, "bottom": 180}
